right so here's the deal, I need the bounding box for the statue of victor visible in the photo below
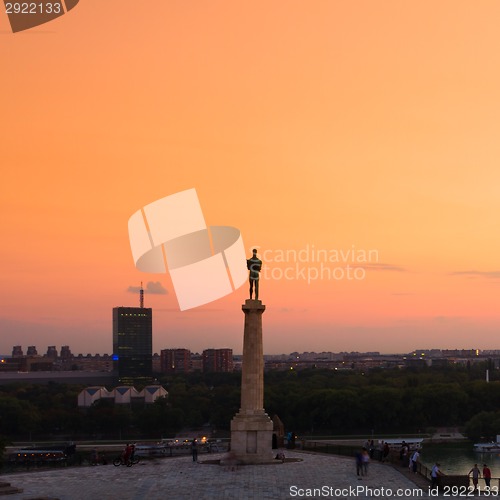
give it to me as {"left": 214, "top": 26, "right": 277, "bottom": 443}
{"left": 247, "top": 249, "right": 262, "bottom": 300}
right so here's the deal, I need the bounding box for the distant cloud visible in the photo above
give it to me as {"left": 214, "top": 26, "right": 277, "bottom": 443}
{"left": 433, "top": 316, "right": 448, "bottom": 322}
{"left": 127, "top": 281, "right": 168, "bottom": 295}
{"left": 432, "top": 315, "right": 466, "bottom": 323}
{"left": 278, "top": 307, "right": 308, "bottom": 313}
{"left": 451, "top": 270, "right": 500, "bottom": 279}
{"left": 362, "top": 263, "right": 408, "bottom": 272}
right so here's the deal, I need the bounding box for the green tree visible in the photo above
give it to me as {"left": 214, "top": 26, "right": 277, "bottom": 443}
{"left": 138, "top": 396, "right": 184, "bottom": 437}
{"left": 464, "top": 411, "right": 500, "bottom": 442}
{"left": 0, "top": 396, "right": 40, "bottom": 437}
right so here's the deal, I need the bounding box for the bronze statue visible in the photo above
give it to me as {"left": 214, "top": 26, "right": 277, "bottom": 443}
{"left": 247, "top": 249, "right": 262, "bottom": 300}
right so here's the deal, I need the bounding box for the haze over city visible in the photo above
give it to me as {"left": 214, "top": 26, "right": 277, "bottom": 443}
{"left": 2, "top": 1, "right": 500, "bottom": 356}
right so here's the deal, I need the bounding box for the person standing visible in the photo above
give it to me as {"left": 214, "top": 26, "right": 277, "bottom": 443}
{"left": 369, "top": 440, "right": 375, "bottom": 459}
{"left": 122, "top": 443, "right": 133, "bottom": 465}
{"left": 483, "top": 464, "right": 492, "bottom": 489}
{"left": 400, "top": 441, "right": 409, "bottom": 467}
{"left": 355, "top": 449, "right": 363, "bottom": 477}
{"left": 382, "top": 442, "right": 390, "bottom": 463}
{"left": 409, "top": 449, "right": 420, "bottom": 473}
{"left": 361, "top": 447, "right": 370, "bottom": 476}
{"left": 469, "top": 464, "right": 481, "bottom": 493}
{"left": 431, "top": 463, "right": 442, "bottom": 490}
{"left": 191, "top": 438, "right": 198, "bottom": 462}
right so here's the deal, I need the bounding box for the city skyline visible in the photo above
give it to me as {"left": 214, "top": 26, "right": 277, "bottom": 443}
{"left": 2, "top": 2, "right": 500, "bottom": 355}
{"left": 2, "top": 344, "right": 495, "bottom": 358}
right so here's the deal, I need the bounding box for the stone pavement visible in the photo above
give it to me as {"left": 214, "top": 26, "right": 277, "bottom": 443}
{"left": 0, "top": 451, "right": 441, "bottom": 499}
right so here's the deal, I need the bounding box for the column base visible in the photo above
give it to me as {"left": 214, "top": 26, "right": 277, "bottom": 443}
{"left": 230, "top": 410, "right": 274, "bottom": 464}
{"left": 243, "top": 299, "right": 265, "bottom": 310}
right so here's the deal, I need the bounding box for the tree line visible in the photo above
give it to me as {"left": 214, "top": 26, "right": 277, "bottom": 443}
{"left": 0, "top": 363, "right": 499, "bottom": 443}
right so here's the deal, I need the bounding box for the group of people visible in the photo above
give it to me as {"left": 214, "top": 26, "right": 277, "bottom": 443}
{"left": 356, "top": 439, "right": 495, "bottom": 492}
{"left": 469, "top": 464, "right": 492, "bottom": 492}
{"left": 356, "top": 439, "right": 418, "bottom": 476}
{"left": 360, "top": 439, "right": 391, "bottom": 462}
{"left": 399, "top": 440, "right": 419, "bottom": 469}
{"left": 429, "top": 462, "right": 492, "bottom": 491}
{"left": 397, "top": 441, "right": 423, "bottom": 474}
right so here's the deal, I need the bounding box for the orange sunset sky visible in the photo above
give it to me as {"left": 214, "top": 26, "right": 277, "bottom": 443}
{"left": 1, "top": 1, "right": 500, "bottom": 355}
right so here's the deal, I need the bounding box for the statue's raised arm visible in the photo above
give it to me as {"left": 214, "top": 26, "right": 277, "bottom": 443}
{"left": 247, "top": 249, "right": 262, "bottom": 300}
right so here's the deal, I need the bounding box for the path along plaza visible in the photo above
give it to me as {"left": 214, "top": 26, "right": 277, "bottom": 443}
{"left": 0, "top": 450, "right": 450, "bottom": 499}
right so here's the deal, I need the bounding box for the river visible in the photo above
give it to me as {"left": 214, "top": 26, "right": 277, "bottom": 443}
{"left": 421, "top": 442, "right": 500, "bottom": 477}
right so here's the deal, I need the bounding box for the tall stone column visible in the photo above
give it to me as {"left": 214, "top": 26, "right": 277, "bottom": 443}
{"left": 230, "top": 299, "right": 273, "bottom": 464}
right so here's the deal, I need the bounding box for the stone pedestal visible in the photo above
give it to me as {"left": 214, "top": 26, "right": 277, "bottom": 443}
{"left": 230, "top": 299, "right": 273, "bottom": 464}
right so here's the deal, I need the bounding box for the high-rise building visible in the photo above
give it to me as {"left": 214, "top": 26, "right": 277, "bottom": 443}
{"left": 160, "top": 348, "right": 191, "bottom": 374}
{"left": 12, "top": 346, "right": 23, "bottom": 357}
{"left": 202, "top": 348, "right": 234, "bottom": 373}
{"left": 26, "top": 346, "right": 38, "bottom": 356}
{"left": 46, "top": 346, "right": 58, "bottom": 359}
{"left": 60, "top": 345, "right": 73, "bottom": 360}
{"left": 113, "top": 285, "right": 152, "bottom": 384}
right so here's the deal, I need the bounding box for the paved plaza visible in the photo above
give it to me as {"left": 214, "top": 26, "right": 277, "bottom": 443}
{"left": 0, "top": 451, "right": 445, "bottom": 500}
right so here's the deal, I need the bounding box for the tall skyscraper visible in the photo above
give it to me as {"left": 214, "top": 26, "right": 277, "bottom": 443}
{"left": 113, "top": 284, "right": 152, "bottom": 384}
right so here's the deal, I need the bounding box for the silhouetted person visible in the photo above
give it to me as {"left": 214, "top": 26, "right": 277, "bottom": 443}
{"left": 123, "top": 443, "right": 133, "bottom": 465}
{"left": 191, "top": 439, "right": 198, "bottom": 462}
{"left": 247, "top": 249, "right": 262, "bottom": 300}
{"left": 483, "top": 464, "right": 491, "bottom": 488}
{"left": 469, "top": 464, "right": 480, "bottom": 493}
{"left": 355, "top": 449, "right": 363, "bottom": 477}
